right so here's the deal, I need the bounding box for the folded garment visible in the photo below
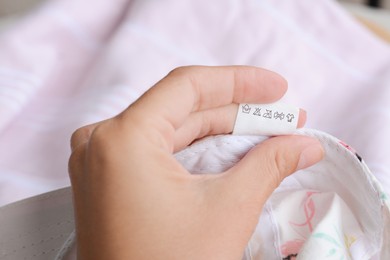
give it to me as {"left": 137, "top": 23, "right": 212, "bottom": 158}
{"left": 0, "top": 129, "right": 388, "bottom": 259}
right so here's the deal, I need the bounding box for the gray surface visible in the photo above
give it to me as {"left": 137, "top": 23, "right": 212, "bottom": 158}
{"left": 0, "top": 187, "right": 75, "bottom": 260}
{"left": 0, "top": 0, "right": 45, "bottom": 17}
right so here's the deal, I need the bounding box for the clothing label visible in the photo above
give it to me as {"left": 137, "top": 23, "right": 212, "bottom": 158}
{"left": 232, "top": 103, "right": 299, "bottom": 136}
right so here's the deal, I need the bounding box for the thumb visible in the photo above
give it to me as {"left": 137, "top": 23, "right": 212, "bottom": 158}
{"left": 194, "top": 135, "right": 324, "bottom": 257}
{"left": 221, "top": 135, "right": 324, "bottom": 205}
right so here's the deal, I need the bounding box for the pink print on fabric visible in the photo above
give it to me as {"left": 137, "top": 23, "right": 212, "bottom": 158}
{"left": 280, "top": 191, "right": 319, "bottom": 259}
{"left": 289, "top": 191, "right": 318, "bottom": 233}
{"left": 279, "top": 191, "right": 358, "bottom": 259}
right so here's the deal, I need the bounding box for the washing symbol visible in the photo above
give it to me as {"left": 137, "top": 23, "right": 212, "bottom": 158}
{"left": 242, "top": 104, "right": 251, "bottom": 114}
{"left": 274, "top": 111, "right": 285, "bottom": 120}
{"left": 286, "top": 113, "right": 295, "bottom": 123}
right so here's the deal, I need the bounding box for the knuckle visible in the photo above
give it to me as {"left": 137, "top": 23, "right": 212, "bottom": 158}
{"left": 273, "top": 149, "right": 296, "bottom": 180}
{"left": 68, "top": 122, "right": 113, "bottom": 183}
{"left": 252, "top": 147, "right": 290, "bottom": 188}
{"left": 167, "top": 66, "right": 202, "bottom": 79}
{"left": 87, "top": 123, "right": 112, "bottom": 149}
{"left": 264, "top": 154, "right": 284, "bottom": 188}
{"left": 86, "top": 121, "right": 127, "bottom": 162}
{"left": 274, "top": 151, "right": 288, "bottom": 180}
{"left": 167, "top": 66, "right": 191, "bottom": 77}
{"left": 70, "top": 126, "right": 91, "bottom": 151}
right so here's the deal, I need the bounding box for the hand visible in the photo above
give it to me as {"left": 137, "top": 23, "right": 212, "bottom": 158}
{"left": 69, "top": 66, "right": 324, "bottom": 259}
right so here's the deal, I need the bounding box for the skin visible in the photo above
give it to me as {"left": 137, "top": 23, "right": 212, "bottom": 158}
{"left": 69, "top": 66, "right": 324, "bottom": 260}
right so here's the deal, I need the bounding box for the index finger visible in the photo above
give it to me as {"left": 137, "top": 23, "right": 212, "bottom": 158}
{"left": 126, "top": 66, "right": 287, "bottom": 129}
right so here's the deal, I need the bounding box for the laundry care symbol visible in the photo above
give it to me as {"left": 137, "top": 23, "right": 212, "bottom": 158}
{"left": 263, "top": 109, "right": 272, "bottom": 119}
{"left": 242, "top": 104, "right": 251, "bottom": 114}
{"left": 274, "top": 111, "right": 285, "bottom": 120}
{"left": 253, "top": 108, "right": 261, "bottom": 116}
{"left": 242, "top": 104, "right": 295, "bottom": 123}
{"left": 286, "top": 113, "right": 295, "bottom": 123}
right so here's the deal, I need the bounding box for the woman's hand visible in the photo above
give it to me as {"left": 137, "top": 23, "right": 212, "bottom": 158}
{"left": 69, "top": 66, "right": 324, "bottom": 259}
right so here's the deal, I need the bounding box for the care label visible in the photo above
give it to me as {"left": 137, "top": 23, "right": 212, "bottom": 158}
{"left": 232, "top": 103, "right": 299, "bottom": 136}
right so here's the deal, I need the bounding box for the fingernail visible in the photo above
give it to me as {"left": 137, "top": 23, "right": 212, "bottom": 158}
{"left": 296, "top": 139, "right": 324, "bottom": 171}
{"left": 297, "top": 109, "right": 307, "bottom": 128}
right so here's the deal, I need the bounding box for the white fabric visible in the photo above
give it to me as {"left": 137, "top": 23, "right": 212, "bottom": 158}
{"left": 0, "top": 129, "right": 389, "bottom": 259}
{"left": 1, "top": 0, "right": 390, "bottom": 207}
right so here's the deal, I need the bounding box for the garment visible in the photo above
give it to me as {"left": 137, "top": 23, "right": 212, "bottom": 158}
{"left": 176, "top": 130, "right": 390, "bottom": 259}
{"left": 1, "top": 0, "right": 390, "bottom": 258}
{"left": 1, "top": 0, "right": 390, "bottom": 207}
{"left": 0, "top": 129, "right": 389, "bottom": 259}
